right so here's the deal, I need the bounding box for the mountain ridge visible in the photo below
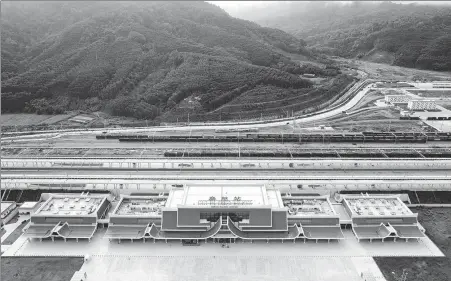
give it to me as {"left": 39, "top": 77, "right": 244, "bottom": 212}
{"left": 2, "top": 1, "right": 348, "bottom": 120}
{"left": 223, "top": 1, "right": 451, "bottom": 71}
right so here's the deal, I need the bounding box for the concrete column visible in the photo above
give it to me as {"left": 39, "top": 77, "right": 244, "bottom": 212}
{"left": 282, "top": 239, "right": 284, "bottom": 244}
{"left": 51, "top": 237, "right": 54, "bottom": 242}
{"left": 267, "top": 239, "right": 269, "bottom": 243}
{"left": 76, "top": 238, "right": 79, "bottom": 243}
{"left": 165, "top": 239, "right": 167, "bottom": 243}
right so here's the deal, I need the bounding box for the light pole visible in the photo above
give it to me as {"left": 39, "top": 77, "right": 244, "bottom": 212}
{"left": 391, "top": 269, "right": 408, "bottom": 281}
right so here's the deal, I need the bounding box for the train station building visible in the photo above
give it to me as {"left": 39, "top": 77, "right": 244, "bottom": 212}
{"left": 342, "top": 195, "right": 425, "bottom": 242}
{"left": 104, "top": 185, "right": 344, "bottom": 244}
{"left": 23, "top": 193, "right": 111, "bottom": 242}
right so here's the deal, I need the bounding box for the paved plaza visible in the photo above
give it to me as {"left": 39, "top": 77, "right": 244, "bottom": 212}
{"left": 3, "top": 228, "right": 443, "bottom": 258}
{"left": 77, "top": 256, "right": 371, "bottom": 281}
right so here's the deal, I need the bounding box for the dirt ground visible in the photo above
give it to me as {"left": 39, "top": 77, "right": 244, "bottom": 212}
{"left": 332, "top": 120, "right": 427, "bottom": 132}
{"left": 1, "top": 114, "right": 72, "bottom": 126}
{"left": 439, "top": 101, "right": 451, "bottom": 111}
{"left": 407, "top": 90, "right": 451, "bottom": 98}
{"left": 348, "top": 90, "right": 384, "bottom": 111}
{"left": 374, "top": 207, "right": 451, "bottom": 281}
{"left": 1, "top": 257, "right": 84, "bottom": 281}
{"left": 341, "top": 59, "right": 451, "bottom": 81}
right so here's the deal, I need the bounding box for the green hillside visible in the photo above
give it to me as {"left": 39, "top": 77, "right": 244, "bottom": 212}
{"left": 2, "top": 1, "right": 347, "bottom": 120}
{"left": 227, "top": 2, "right": 451, "bottom": 71}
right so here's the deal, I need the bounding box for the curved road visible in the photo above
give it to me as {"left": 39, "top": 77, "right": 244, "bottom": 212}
{"left": 2, "top": 78, "right": 373, "bottom": 142}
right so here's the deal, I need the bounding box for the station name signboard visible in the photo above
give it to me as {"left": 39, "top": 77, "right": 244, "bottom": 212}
{"left": 198, "top": 199, "right": 253, "bottom": 207}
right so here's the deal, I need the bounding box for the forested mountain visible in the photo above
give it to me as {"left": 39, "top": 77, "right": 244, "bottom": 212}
{"left": 224, "top": 1, "right": 451, "bottom": 71}
{"left": 1, "top": 1, "right": 345, "bottom": 120}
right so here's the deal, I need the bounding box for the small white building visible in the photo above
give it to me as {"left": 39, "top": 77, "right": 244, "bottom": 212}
{"left": 19, "top": 201, "right": 41, "bottom": 215}
{"left": 384, "top": 95, "right": 411, "bottom": 104}
{"left": 408, "top": 100, "right": 437, "bottom": 111}
{"left": 400, "top": 110, "right": 410, "bottom": 117}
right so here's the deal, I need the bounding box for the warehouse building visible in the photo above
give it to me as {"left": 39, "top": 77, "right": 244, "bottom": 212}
{"left": 342, "top": 195, "right": 425, "bottom": 242}
{"left": 104, "top": 185, "right": 344, "bottom": 244}
{"left": 407, "top": 100, "right": 437, "bottom": 111}
{"left": 23, "top": 193, "right": 111, "bottom": 242}
{"left": 384, "top": 95, "right": 411, "bottom": 104}
{"left": 432, "top": 81, "right": 451, "bottom": 88}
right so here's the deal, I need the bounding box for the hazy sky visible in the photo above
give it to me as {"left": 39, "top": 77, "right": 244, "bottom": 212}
{"left": 210, "top": 1, "right": 451, "bottom": 13}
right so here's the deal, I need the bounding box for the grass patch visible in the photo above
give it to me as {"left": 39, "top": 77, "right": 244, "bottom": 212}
{"left": 2, "top": 221, "right": 28, "bottom": 245}
{"left": 1, "top": 257, "right": 84, "bottom": 281}
{"left": 1, "top": 227, "right": 7, "bottom": 238}
{"left": 374, "top": 207, "right": 451, "bottom": 281}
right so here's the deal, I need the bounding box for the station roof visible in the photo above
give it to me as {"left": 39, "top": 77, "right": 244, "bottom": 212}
{"left": 343, "top": 196, "right": 412, "bottom": 217}
{"left": 113, "top": 196, "right": 167, "bottom": 216}
{"left": 166, "top": 185, "right": 282, "bottom": 208}
{"left": 34, "top": 194, "right": 107, "bottom": 217}
{"left": 282, "top": 196, "right": 336, "bottom": 216}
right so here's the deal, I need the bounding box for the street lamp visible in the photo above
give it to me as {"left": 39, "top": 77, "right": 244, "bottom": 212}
{"left": 391, "top": 269, "right": 408, "bottom": 281}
